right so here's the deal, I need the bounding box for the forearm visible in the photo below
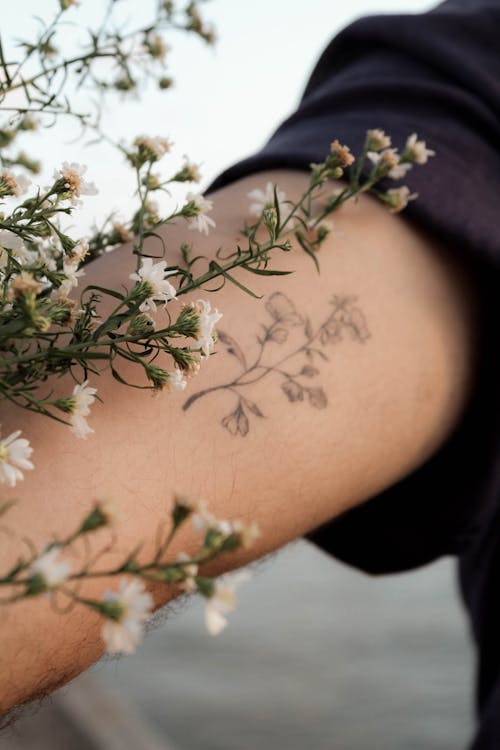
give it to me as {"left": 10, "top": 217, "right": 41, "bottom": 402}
{"left": 0, "top": 170, "right": 480, "bottom": 712}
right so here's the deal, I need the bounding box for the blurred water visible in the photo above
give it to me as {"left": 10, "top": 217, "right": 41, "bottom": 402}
{"left": 87, "top": 540, "right": 475, "bottom": 750}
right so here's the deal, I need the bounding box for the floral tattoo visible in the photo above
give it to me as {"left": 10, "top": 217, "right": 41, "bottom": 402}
{"left": 182, "top": 292, "right": 371, "bottom": 436}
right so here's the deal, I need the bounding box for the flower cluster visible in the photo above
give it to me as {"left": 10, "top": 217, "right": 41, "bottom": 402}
{"left": 364, "top": 130, "right": 435, "bottom": 211}
{"left": 1, "top": 495, "right": 259, "bottom": 654}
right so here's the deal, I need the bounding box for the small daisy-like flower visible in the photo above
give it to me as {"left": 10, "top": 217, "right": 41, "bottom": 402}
{"left": 366, "top": 129, "right": 392, "bottom": 151}
{"left": 133, "top": 135, "right": 172, "bottom": 163}
{"left": 330, "top": 140, "right": 355, "bottom": 167}
{"left": 404, "top": 133, "right": 436, "bottom": 164}
{"left": 167, "top": 368, "right": 187, "bottom": 391}
{"left": 0, "top": 170, "right": 30, "bottom": 198}
{"left": 184, "top": 192, "right": 216, "bottom": 235}
{"left": 385, "top": 186, "right": 418, "bottom": 213}
{"left": 54, "top": 162, "right": 98, "bottom": 203}
{"left": 204, "top": 571, "right": 252, "bottom": 636}
{"left": 192, "top": 299, "right": 223, "bottom": 357}
{"left": 247, "top": 182, "right": 288, "bottom": 220}
{"left": 177, "top": 551, "right": 199, "bottom": 594}
{"left": 68, "top": 380, "right": 97, "bottom": 439}
{"left": 367, "top": 149, "right": 412, "bottom": 180}
{"left": 71, "top": 240, "right": 89, "bottom": 263}
{"left": 101, "top": 577, "right": 154, "bottom": 655}
{"left": 112, "top": 223, "right": 133, "bottom": 243}
{"left": 129, "top": 257, "right": 177, "bottom": 313}
{"left": 0, "top": 429, "right": 34, "bottom": 486}
{"left": 54, "top": 259, "right": 85, "bottom": 300}
{"left": 173, "top": 159, "right": 202, "bottom": 183}
{"left": 29, "top": 545, "right": 71, "bottom": 591}
{"left": 232, "top": 520, "right": 261, "bottom": 549}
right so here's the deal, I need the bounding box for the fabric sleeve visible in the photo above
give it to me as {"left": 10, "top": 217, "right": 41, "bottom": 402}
{"left": 207, "top": 0, "right": 500, "bottom": 574}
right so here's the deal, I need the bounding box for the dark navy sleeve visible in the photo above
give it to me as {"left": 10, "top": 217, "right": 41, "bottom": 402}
{"left": 209, "top": 0, "right": 500, "bottom": 576}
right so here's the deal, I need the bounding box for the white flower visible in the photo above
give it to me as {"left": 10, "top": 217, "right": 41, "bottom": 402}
{"left": 367, "top": 150, "right": 413, "bottom": 180}
{"left": 55, "top": 258, "right": 85, "bottom": 300}
{"left": 405, "top": 133, "right": 435, "bottom": 164}
{"left": 247, "top": 182, "right": 288, "bottom": 219}
{"left": 387, "top": 162, "right": 413, "bottom": 180}
{"left": 0, "top": 230, "right": 37, "bottom": 269}
{"left": 232, "top": 520, "right": 261, "bottom": 549}
{"left": 101, "top": 577, "right": 153, "bottom": 655}
{"left": 0, "top": 429, "right": 34, "bottom": 486}
{"left": 205, "top": 571, "right": 251, "bottom": 636}
{"left": 167, "top": 368, "right": 187, "bottom": 391}
{"left": 185, "top": 192, "right": 216, "bottom": 235}
{"left": 192, "top": 298, "right": 223, "bottom": 357}
{"left": 366, "top": 129, "right": 392, "bottom": 151}
{"left": 129, "top": 258, "right": 177, "bottom": 313}
{"left": 29, "top": 545, "right": 71, "bottom": 591}
{"left": 54, "top": 162, "right": 98, "bottom": 203}
{"left": 72, "top": 240, "right": 89, "bottom": 263}
{"left": 14, "top": 172, "right": 31, "bottom": 195}
{"left": 177, "top": 551, "right": 199, "bottom": 593}
{"left": 133, "top": 135, "right": 172, "bottom": 161}
{"left": 68, "top": 380, "right": 97, "bottom": 439}
{"left": 0, "top": 170, "right": 31, "bottom": 197}
{"left": 386, "top": 186, "right": 418, "bottom": 213}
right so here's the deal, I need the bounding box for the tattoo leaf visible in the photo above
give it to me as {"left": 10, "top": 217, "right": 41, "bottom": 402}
{"left": 307, "top": 387, "right": 328, "bottom": 409}
{"left": 304, "top": 317, "right": 313, "bottom": 339}
{"left": 216, "top": 329, "right": 247, "bottom": 369}
{"left": 300, "top": 365, "right": 319, "bottom": 378}
{"left": 281, "top": 379, "right": 304, "bottom": 402}
{"left": 221, "top": 402, "right": 249, "bottom": 436}
{"left": 265, "top": 292, "right": 303, "bottom": 327}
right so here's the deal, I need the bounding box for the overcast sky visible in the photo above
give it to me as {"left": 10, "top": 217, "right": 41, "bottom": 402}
{"left": 3, "top": 0, "right": 437, "bottom": 234}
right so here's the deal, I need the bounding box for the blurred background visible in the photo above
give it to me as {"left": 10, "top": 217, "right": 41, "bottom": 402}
{"left": 0, "top": 1, "right": 475, "bottom": 748}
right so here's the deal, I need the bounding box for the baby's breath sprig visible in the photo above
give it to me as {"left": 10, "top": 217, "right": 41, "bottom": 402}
{"left": 0, "top": 129, "right": 433, "bottom": 450}
{"left": 0, "top": 494, "right": 259, "bottom": 652}
{"left": 0, "top": 1, "right": 214, "bottom": 181}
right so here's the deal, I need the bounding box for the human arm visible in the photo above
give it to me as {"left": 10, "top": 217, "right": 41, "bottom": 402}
{"left": 0, "top": 168, "right": 481, "bottom": 713}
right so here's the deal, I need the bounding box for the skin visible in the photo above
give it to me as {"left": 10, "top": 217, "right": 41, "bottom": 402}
{"left": 0, "top": 170, "right": 481, "bottom": 715}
